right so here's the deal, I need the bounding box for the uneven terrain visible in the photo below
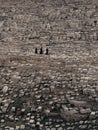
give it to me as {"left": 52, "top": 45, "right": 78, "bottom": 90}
{"left": 0, "top": 0, "right": 98, "bottom": 130}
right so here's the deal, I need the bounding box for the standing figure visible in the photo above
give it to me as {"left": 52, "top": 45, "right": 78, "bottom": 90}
{"left": 45, "top": 48, "right": 49, "bottom": 55}
{"left": 35, "top": 48, "right": 38, "bottom": 54}
{"left": 40, "top": 47, "right": 43, "bottom": 54}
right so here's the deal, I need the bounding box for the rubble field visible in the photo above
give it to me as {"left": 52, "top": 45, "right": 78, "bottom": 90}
{"left": 0, "top": 0, "right": 98, "bottom": 129}
{"left": 0, "top": 48, "right": 98, "bottom": 130}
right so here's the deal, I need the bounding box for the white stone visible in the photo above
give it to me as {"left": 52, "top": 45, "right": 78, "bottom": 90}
{"left": 12, "top": 107, "right": 16, "bottom": 111}
{"left": 16, "top": 126, "right": 20, "bottom": 130}
{"left": 31, "top": 116, "right": 34, "bottom": 119}
{"left": 20, "top": 125, "right": 25, "bottom": 129}
{"left": 9, "top": 128, "right": 14, "bottom": 130}
{"left": 21, "top": 109, "right": 25, "bottom": 112}
{"left": 91, "top": 111, "right": 96, "bottom": 115}
{"left": 30, "top": 119, "right": 34, "bottom": 124}
{"left": 2, "top": 86, "right": 8, "bottom": 93}
{"left": 1, "top": 119, "right": 5, "bottom": 123}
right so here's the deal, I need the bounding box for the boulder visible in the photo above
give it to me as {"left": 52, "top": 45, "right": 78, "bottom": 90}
{"left": 60, "top": 105, "right": 89, "bottom": 122}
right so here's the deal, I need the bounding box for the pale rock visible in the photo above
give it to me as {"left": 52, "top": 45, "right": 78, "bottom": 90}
{"left": 2, "top": 86, "right": 8, "bottom": 93}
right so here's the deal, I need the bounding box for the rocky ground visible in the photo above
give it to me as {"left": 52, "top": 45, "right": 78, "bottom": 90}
{"left": 0, "top": 0, "right": 98, "bottom": 129}
{"left": 0, "top": 45, "right": 98, "bottom": 130}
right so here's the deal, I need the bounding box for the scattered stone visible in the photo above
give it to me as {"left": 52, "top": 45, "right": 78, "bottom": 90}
{"left": 2, "top": 86, "right": 8, "bottom": 93}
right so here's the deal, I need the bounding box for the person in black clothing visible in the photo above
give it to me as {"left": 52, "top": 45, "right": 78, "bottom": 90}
{"left": 45, "top": 48, "right": 49, "bottom": 55}
{"left": 35, "top": 48, "right": 38, "bottom": 54}
{"left": 40, "top": 47, "right": 43, "bottom": 54}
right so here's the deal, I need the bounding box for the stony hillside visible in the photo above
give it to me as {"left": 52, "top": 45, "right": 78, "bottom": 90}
{"left": 0, "top": 0, "right": 98, "bottom": 130}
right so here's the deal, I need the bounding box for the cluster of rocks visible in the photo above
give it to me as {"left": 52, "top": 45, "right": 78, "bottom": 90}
{"left": 0, "top": 0, "right": 98, "bottom": 55}
{"left": 0, "top": 0, "right": 98, "bottom": 130}
{"left": 0, "top": 55, "right": 98, "bottom": 130}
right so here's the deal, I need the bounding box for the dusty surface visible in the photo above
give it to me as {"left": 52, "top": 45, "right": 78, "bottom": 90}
{"left": 0, "top": 0, "right": 98, "bottom": 130}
